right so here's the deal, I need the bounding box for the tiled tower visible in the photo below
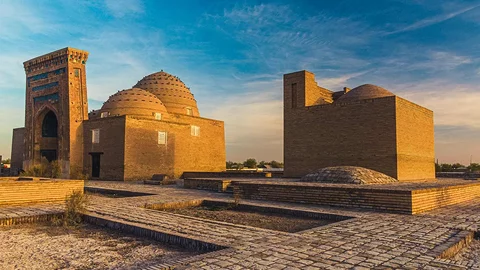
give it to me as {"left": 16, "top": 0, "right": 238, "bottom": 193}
{"left": 23, "top": 47, "right": 89, "bottom": 177}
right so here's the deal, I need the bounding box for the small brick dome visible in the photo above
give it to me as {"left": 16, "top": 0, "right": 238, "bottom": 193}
{"left": 100, "top": 88, "right": 168, "bottom": 118}
{"left": 301, "top": 166, "right": 398, "bottom": 184}
{"left": 133, "top": 70, "right": 200, "bottom": 116}
{"left": 336, "top": 84, "right": 394, "bottom": 102}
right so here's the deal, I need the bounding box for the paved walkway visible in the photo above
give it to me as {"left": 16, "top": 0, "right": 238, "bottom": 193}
{"left": 2, "top": 180, "right": 480, "bottom": 269}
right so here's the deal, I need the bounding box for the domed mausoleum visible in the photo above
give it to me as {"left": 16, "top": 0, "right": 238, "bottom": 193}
{"left": 283, "top": 70, "right": 434, "bottom": 181}
{"left": 97, "top": 88, "right": 168, "bottom": 118}
{"left": 133, "top": 71, "right": 200, "bottom": 116}
{"left": 335, "top": 84, "right": 395, "bottom": 102}
{"left": 11, "top": 47, "right": 226, "bottom": 180}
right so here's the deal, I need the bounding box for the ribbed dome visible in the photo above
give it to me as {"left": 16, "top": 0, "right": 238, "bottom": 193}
{"left": 133, "top": 71, "right": 200, "bottom": 116}
{"left": 336, "top": 84, "right": 395, "bottom": 102}
{"left": 100, "top": 88, "right": 168, "bottom": 118}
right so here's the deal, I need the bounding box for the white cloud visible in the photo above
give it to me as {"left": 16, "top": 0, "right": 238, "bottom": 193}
{"left": 386, "top": 4, "right": 480, "bottom": 35}
{"left": 104, "top": 0, "right": 144, "bottom": 18}
{"left": 203, "top": 79, "right": 283, "bottom": 162}
{"left": 0, "top": 1, "right": 60, "bottom": 41}
{"left": 206, "top": 3, "right": 373, "bottom": 74}
{"left": 317, "top": 70, "right": 371, "bottom": 91}
{"left": 394, "top": 82, "right": 480, "bottom": 129}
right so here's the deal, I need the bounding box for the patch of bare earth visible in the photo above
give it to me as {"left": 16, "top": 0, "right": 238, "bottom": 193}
{"left": 0, "top": 224, "right": 198, "bottom": 270}
{"left": 163, "top": 205, "right": 335, "bottom": 232}
{"left": 453, "top": 239, "right": 480, "bottom": 265}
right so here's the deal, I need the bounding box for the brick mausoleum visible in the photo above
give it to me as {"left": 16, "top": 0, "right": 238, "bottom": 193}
{"left": 283, "top": 70, "right": 435, "bottom": 181}
{"left": 11, "top": 47, "right": 225, "bottom": 180}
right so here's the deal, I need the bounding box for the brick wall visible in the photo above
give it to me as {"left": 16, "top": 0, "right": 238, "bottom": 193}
{"left": 235, "top": 181, "right": 480, "bottom": 214}
{"left": 23, "top": 48, "right": 89, "bottom": 178}
{"left": 395, "top": 97, "right": 435, "bottom": 180}
{"left": 124, "top": 114, "right": 225, "bottom": 180}
{"left": 124, "top": 116, "right": 177, "bottom": 180}
{"left": 10, "top": 128, "right": 25, "bottom": 173}
{"left": 183, "top": 178, "right": 231, "bottom": 192}
{"left": 284, "top": 95, "right": 397, "bottom": 178}
{"left": 0, "top": 179, "right": 84, "bottom": 206}
{"left": 235, "top": 182, "right": 412, "bottom": 213}
{"left": 83, "top": 117, "right": 126, "bottom": 180}
{"left": 411, "top": 183, "right": 480, "bottom": 214}
{"left": 182, "top": 171, "right": 272, "bottom": 178}
{"left": 283, "top": 70, "right": 435, "bottom": 181}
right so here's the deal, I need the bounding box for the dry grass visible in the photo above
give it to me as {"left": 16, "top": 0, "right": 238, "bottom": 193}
{"left": 21, "top": 158, "right": 61, "bottom": 178}
{"left": 51, "top": 191, "right": 89, "bottom": 227}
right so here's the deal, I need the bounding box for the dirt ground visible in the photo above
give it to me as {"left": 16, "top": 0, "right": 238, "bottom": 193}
{"left": 163, "top": 205, "right": 335, "bottom": 232}
{"left": 0, "top": 224, "right": 198, "bottom": 270}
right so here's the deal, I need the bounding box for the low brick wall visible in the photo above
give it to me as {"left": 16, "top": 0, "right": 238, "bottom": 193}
{"left": 234, "top": 181, "right": 480, "bottom": 214}
{"left": 84, "top": 213, "right": 225, "bottom": 252}
{"left": 0, "top": 213, "right": 63, "bottom": 226}
{"left": 183, "top": 178, "right": 231, "bottom": 192}
{"left": 436, "top": 172, "right": 480, "bottom": 178}
{"left": 0, "top": 179, "right": 84, "bottom": 206}
{"left": 412, "top": 183, "right": 480, "bottom": 214}
{"left": 182, "top": 171, "right": 271, "bottom": 179}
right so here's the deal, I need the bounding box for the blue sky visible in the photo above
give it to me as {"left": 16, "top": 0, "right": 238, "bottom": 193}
{"left": 0, "top": 0, "right": 479, "bottom": 164}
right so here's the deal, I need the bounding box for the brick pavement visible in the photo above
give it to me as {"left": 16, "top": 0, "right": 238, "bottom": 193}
{"left": 2, "top": 180, "right": 480, "bottom": 269}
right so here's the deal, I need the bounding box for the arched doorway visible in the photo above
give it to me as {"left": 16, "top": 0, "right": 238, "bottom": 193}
{"left": 42, "top": 111, "right": 58, "bottom": 138}
{"left": 38, "top": 110, "right": 59, "bottom": 162}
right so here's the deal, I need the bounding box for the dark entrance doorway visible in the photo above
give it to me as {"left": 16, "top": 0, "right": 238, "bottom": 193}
{"left": 40, "top": 150, "right": 57, "bottom": 162}
{"left": 91, "top": 153, "right": 101, "bottom": 178}
{"left": 42, "top": 110, "right": 58, "bottom": 137}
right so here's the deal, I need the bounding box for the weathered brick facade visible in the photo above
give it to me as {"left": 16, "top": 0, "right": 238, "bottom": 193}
{"left": 83, "top": 114, "right": 225, "bottom": 180}
{"left": 22, "top": 48, "right": 89, "bottom": 178}
{"left": 10, "top": 128, "right": 25, "bottom": 174}
{"left": 14, "top": 48, "right": 225, "bottom": 180}
{"left": 284, "top": 70, "right": 435, "bottom": 181}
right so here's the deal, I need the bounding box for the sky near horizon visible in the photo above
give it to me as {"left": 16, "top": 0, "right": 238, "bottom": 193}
{"left": 0, "top": 0, "right": 479, "bottom": 164}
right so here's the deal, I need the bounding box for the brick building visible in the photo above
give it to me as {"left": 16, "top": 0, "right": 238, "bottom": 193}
{"left": 283, "top": 70, "right": 434, "bottom": 181}
{"left": 12, "top": 48, "right": 225, "bottom": 180}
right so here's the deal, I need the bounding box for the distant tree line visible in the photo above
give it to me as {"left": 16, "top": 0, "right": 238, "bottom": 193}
{"left": 226, "top": 158, "right": 284, "bottom": 169}
{"left": 1, "top": 158, "right": 10, "bottom": 164}
{"left": 435, "top": 162, "right": 480, "bottom": 172}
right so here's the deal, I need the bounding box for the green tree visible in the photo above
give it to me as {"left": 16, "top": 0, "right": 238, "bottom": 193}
{"left": 441, "top": 163, "right": 453, "bottom": 172}
{"left": 1, "top": 158, "right": 10, "bottom": 164}
{"left": 467, "top": 163, "right": 480, "bottom": 172}
{"left": 258, "top": 161, "right": 266, "bottom": 168}
{"left": 435, "top": 163, "right": 442, "bottom": 172}
{"left": 243, "top": 158, "right": 257, "bottom": 169}
{"left": 452, "top": 163, "right": 465, "bottom": 170}
{"left": 226, "top": 161, "right": 235, "bottom": 169}
{"left": 270, "top": 160, "right": 283, "bottom": 168}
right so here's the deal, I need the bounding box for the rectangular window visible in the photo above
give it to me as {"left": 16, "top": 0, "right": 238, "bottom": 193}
{"left": 92, "top": 129, "right": 100, "bottom": 144}
{"left": 291, "top": 83, "right": 297, "bottom": 108}
{"left": 158, "top": 131, "right": 167, "bottom": 145}
{"left": 74, "top": 69, "right": 80, "bottom": 77}
{"left": 100, "top": 112, "right": 109, "bottom": 118}
{"left": 154, "top": 112, "right": 162, "bottom": 120}
{"left": 186, "top": 107, "right": 193, "bottom": 116}
{"left": 191, "top": 125, "right": 200, "bottom": 136}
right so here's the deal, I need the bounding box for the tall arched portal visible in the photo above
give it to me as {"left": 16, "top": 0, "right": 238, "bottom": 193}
{"left": 42, "top": 111, "right": 58, "bottom": 138}
{"left": 23, "top": 47, "right": 89, "bottom": 177}
{"left": 38, "top": 110, "right": 58, "bottom": 162}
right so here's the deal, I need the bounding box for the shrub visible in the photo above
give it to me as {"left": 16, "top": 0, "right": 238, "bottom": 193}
{"left": 20, "top": 157, "right": 61, "bottom": 178}
{"left": 52, "top": 190, "right": 88, "bottom": 227}
{"left": 70, "top": 166, "right": 89, "bottom": 181}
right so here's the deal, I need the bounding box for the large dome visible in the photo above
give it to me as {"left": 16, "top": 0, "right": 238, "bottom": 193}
{"left": 336, "top": 84, "right": 395, "bottom": 103}
{"left": 100, "top": 88, "right": 168, "bottom": 118}
{"left": 133, "top": 71, "right": 200, "bottom": 116}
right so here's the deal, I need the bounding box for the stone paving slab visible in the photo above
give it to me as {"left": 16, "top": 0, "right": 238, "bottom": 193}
{"left": 85, "top": 182, "right": 480, "bottom": 269}
{"left": 2, "top": 181, "right": 480, "bottom": 269}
